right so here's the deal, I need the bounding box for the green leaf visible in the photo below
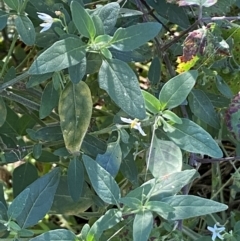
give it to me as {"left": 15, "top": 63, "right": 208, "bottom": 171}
{"left": 83, "top": 155, "right": 121, "bottom": 205}
{"left": 32, "top": 143, "right": 42, "bottom": 159}
{"left": 148, "top": 169, "right": 198, "bottom": 200}
{"left": 98, "top": 59, "right": 146, "bottom": 119}
{"left": 96, "top": 140, "right": 122, "bottom": 177}
{"left": 67, "top": 157, "right": 84, "bottom": 202}
{"left": 142, "top": 90, "right": 161, "bottom": 114}
{"left": 51, "top": 177, "right": 93, "bottom": 215}
{"left": 119, "top": 197, "right": 142, "bottom": 210}
{"left": 0, "top": 10, "right": 8, "bottom": 30}
{"left": 39, "top": 82, "right": 59, "bottom": 119}
{"left": 92, "top": 15, "right": 104, "bottom": 36}
{"left": 162, "top": 110, "right": 182, "bottom": 124}
{"left": 15, "top": 15, "right": 35, "bottom": 46}
{"left": 8, "top": 188, "right": 30, "bottom": 220}
{"left": 189, "top": 89, "right": 220, "bottom": 129}
{"left": 70, "top": 1, "right": 96, "bottom": 39}
{"left": 216, "top": 75, "right": 233, "bottom": 98}
{"left": 133, "top": 211, "right": 153, "bottom": 241}
{"left": 68, "top": 57, "right": 87, "bottom": 84}
{"left": 111, "top": 22, "right": 162, "bottom": 51}
{"left": 4, "top": 0, "right": 20, "bottom": 11}
{"left": 166, "top": 118, "right": 223, "bottom": 158}
{"left": 159, "top": 70, "right": 198, "bottom": 110}
{"left": 147, "top": 136, "right": 182, "bottom": 178}
{"left": 96, "top": 2, "right": 120, "bottom": 34}
{"left": 12, "top": 163, "right": 38, "bottom": 197}
{"left": 81, "top": 134, "right": 107, "bottom": 158}
{"left": 145, "top": 201, "right": 174, "bottom": 216}
{"left": 37, "top": 150, "right": 60, "bottom": 163}
{"left": 10, "top": 168, "right": 60, "bottom": 228}
{"left": 86, "top": 209, "right": 122, "bottom": 241}
{"left": 29, "top": 229, "right": 76, "bottom": 241}
{"left": 59, "top": 81, "right": 92, "bottom": 154}
{"left": 0, "top": 97, "right": 7, "bottom": 127}
{"left": 148, "top": 57, "right": 161, "bottom": 85}
{"left": 28, "top": 37, "right": 86, "bottom": 74}
{"left": 120, "top": 155, "right": 138, "bottom": 186}
{"left": 161, "top": 195, "right": 228, "bottom": 220}
{"left": 35, "top": 126, "right": 63, "bottom": 142}
{"left": 26, "top": 73, "right": 53, "bottom": 88}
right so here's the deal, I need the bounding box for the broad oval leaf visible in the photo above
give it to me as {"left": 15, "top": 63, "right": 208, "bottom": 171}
{"left": 96, "top": 2, "right": 120, "bottom": 34}
{"left": 29, "top": 229, "right": 76, "bottom": 241}
{"left": 133, "top": 211, "right": 153, "bottom": 241}
{"left": 15, "top": 15, "right": 35, "bottom": 46}
{"left": 71, "top": 1, "right": 96, "bottom": 39}
{"left": 161, "top": 195, "right": 228, "bottom": 221}
{"left": 67, "top": 157, "right": 84, "bottom": 202}
{"left": 59, "top": 81, "right": 92, "bottom": 154}
{"left": 39, "top": 82, "right": 59, "bottom": 119}
{"left": 159, "top": 70, "right": 198, "bottom": 110}
{"left": 145, "top": 201, "right": 174, "bottom": 216}
{"left": 166, "top": 118, "right": 223, "bottom": 158}
{"left": 4, "top": 0, "right": 19, "bottom": 10}
{"left": 189, "top": 89, "right": 220, "bottom": 129}
{"left": 147, "top": 136, "right": 182, "bottom": 178}
{"left": 98, "top": 59, "right": 146, "bottom": 119}
{"left": 83, "top": 155, "right": 121, "bottom": 205}
{"left": 10, "top": 168, "right": 60, "bottom": 228}
{"left": 96, "top": 140, "right": 122, "bottom": 177}
{"left": 111, "top": 22, "right": 162, "bottom": 51}
{"left": 28, "top": 38, "right": 86, "bottom": 74}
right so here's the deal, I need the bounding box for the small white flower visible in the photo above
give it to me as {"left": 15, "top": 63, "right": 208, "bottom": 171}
{"left": 37, "top": 12, "right": 54, "bottom": 33}
{"left": 207, "top": 224, "right": 225, "bottom": 241}
{"left": 120, "top": 117, "right": 146, "bottom": 136}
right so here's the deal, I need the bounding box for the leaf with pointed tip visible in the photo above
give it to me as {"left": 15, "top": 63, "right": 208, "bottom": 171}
{"left": 96, "top": 140, "right": 122, "bottom": 177}
{"left": 98, "top": 59, "right": 146, "bottom": 119}
{"left": 39, "top": 82, "right": 59, "bottom": 119}
{"left": 166, "top": 118, "right": 223, "bottom": 158}
{"left": 67, "top": 157, "right": 84, "bottom": 202}
{"left": 111, "top": 22, "right": 162, "bottom": 51}
{"left": 9, "top": 168, "right": 60, "bottom": 228}
{"left": 15, "top": 15, "right": 35, "bottom": 46}
{"left": 59, "top": 81, "right": 92, "bottom": 154}
{"left": 159, "top": 70, "right": 198, "bottom": 110}
{"left": 147, "top": 136, "right": 182, "bottom": 178}
{"left": 133, "top": 211, "right": 153, "bottom": 241}
{"left": 28, "top": 38, "right": 86, "bottom": 74}
{"left": 83, "top": 155, "right": 121, "bottom": 205}
{"left": 71, "top": 1, "right": 96, "bottom": 39}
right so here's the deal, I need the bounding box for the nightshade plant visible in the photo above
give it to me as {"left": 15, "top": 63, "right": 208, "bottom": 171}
{"left": 1, "top": 0, "right": 240, "bottom": 240}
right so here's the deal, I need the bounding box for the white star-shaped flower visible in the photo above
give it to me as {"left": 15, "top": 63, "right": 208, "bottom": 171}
{"left": 37, "top": 12, "right": 54, "bottom": 33}
{"left": 120, "top": 117, "right": 146, "bottom": 136}
{"left": 207, "top": 224, "right": 225, "bottom": 241}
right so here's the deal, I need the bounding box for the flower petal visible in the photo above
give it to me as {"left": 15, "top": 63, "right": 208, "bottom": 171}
{"left": 39, "top": 23, "right": 52, "bottom": 33}
{"left": 37, "top": 12, "right": 53, "bottom": 21}
{"left": 134, "top": 123, "right": 146, "bottom": 136}
{"left": 120, "top": 117, "right": 133, "bottom": 124}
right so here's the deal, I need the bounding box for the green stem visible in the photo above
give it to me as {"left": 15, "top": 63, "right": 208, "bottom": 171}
{"left": 0, "top": 33, "right": 18, "bottom": 79}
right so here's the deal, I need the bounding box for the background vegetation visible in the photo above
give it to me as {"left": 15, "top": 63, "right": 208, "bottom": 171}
{"left": 0, "top": 0, "right": 240, "bottom": 240}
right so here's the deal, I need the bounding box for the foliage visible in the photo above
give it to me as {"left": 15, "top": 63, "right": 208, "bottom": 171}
{"left": 1, "top": 0, "right": 240, "bottom": 240}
